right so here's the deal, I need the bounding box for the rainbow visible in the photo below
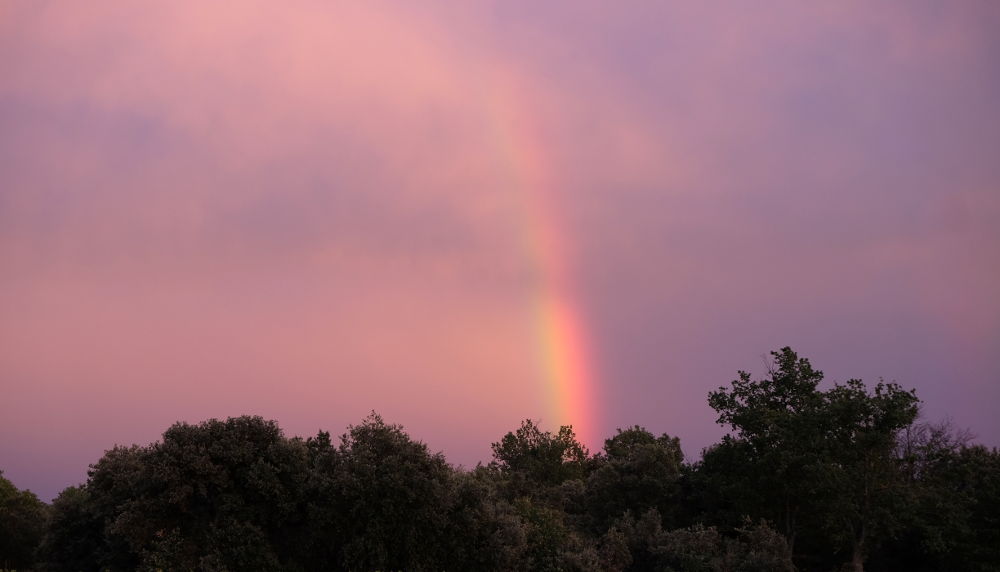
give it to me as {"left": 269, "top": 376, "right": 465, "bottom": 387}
{"left": 487, "top": 69, "right": 600, "bottom": 451}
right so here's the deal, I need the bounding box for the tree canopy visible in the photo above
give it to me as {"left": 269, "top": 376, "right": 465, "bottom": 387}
{"left": 707, "top": 347, "right": 920, "bottom": 571}
{"left": 3, "top": 347, "right": 998, "bottom": 572}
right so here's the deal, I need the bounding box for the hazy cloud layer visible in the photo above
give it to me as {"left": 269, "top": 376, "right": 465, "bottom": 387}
{"left": 2, "top": 1, "right": 998, "bottom": 500}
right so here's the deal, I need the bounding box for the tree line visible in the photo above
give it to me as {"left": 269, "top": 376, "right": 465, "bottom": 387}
{"left": 2, "top": 347, "right": 998, "bottom": 571}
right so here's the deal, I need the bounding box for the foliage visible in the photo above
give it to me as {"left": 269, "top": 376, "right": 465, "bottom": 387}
{"left": 40, "top": 485, "right": 103, "bottom": 571}
{"left": 603, "top": 509, "right": 793, "bottom": 572}
{"left": 0, "top": 470, "right": 49, "bottom": 570}
{"left": 586, "top": 426, "right": 683, "bottom": 532}
{"left": 437, "top": 468, "right": 529, "bottom": 570}
{"left": 872, "top": 422, "right": 1000, "bottom": 571}
{"left": 490, "top": 419, "right": 590, "bottom": 503}
{"left": 706, "top": 347, "right": 920, "bottom": 571}
{"left": 12, "top": 348, "right": 999, "bottom": 572}
{"left": 333, "top": 412, "right": 454, "bottom": 571}
{"left": 658, "top": 520, "right": 794, "bottom": 572}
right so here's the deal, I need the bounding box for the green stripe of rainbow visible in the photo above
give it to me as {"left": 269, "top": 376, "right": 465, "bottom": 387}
{"left": 487, "top": 69, "right": 599, "bottom": 450}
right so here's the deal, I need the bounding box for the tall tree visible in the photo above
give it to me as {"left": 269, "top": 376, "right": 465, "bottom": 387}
{"left": 706, "top": 347, "right": 826, "bottom": 551}
{"left": 490, "top": 419, "right": 589, "bottom": 501}
{"left": 0, "top": 470, "right": 49, "bottom": 569}
{"left": 333, "top": 412, "right": 454, "bottom": 571}
{"left": 78, "top": 444, "right": 148, "bottom": 571}
{"left": 877, "top": 423, "right": 1000, "bottom": 571}
{"left": 46, "top": 417, "right": 312, "bottom": 571}
{"left": 586, "top": 426, "right": 683, "bottom": 532}
{"left": 816, "top": 379, "right": 920, "bottom": 570}
{"left": 135, "top": 416, "right": 310, "bottom": 570}
{"left": 707, "top": 347, "right": 919, "bottom": 571}
{"left": 40, "top": 486, "right": 103, "bottom": 571}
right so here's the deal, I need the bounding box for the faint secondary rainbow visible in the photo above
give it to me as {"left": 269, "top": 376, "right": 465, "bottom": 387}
{"left": 486, "top": 69, "right": 600, "bottom": 450}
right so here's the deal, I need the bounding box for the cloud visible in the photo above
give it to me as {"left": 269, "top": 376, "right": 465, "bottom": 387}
{"left": 2, "top": 1, "right": 998, "bottom": 500}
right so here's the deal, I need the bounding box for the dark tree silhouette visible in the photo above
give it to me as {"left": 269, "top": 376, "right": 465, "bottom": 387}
{"left": 0, "top": 470, "right": 49, "bottom": 569}
{"left": 20, "top": 347, "right": 999, "bottom": 572}
{"left": 707, "top": 347, "right": 919, "bottom": 571}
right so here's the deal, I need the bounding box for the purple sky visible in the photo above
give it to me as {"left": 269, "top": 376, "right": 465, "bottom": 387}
{"left": 2, "top": 1, "right": 999, "bottom": 502}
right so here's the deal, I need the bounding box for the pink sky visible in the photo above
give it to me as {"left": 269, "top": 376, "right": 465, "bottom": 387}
{"left": 2, "top": 1, "right": 999, "bottom": 501}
